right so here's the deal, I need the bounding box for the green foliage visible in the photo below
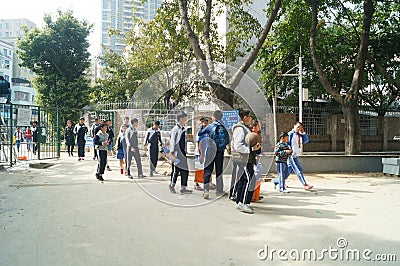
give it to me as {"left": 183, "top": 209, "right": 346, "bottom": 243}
{"left": 17, "top": 10, "right": 92, "bottom": 120}
{"left": 256, "top": 0, "right": 400, "bottom": 113}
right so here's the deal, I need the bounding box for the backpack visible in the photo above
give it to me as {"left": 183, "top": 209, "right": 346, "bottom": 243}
{"left": 209, "top": 122, "right": 230, "bottom": 152}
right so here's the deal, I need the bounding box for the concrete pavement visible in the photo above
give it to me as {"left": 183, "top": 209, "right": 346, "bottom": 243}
{"left": 0, "top": 153, "right": 399, "bottom": 265}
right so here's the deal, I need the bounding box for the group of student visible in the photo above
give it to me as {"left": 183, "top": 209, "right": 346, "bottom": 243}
{"left": 167, "top": 109, "right": 313, "bottom": 214}
{"left": 12, "top": 122, "right": 38, "bottom": 154}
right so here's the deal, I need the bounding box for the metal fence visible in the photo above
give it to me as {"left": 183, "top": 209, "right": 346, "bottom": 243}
{"left": 0, "top": 103, "right": 62, "bottom": 165}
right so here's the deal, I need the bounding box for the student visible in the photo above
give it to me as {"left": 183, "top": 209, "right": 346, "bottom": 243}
{"left": 194, "top": 117, "right": 208, "bottom": 191}
{"left": 116, "top": 124, "right": 127, "bottom": 174}
{"left": 275, "top": 132, "right": 292, "bottom": 193}
{"left": 64, "top": 120, "right": 75, "bottom": 156}
{"left": 144, "top": 121, "right": 163, "bottom": 177}
{"left": 169, "top": 112, "right": 192, "bottom": 194}
{"left": 94, "top": 123, "right": 109, "bottom": 181}
{"left": 91, "top": 117, "right": 100, "bottom": 160}
{"left": 231, "top": 110, "right": 260, "bottom": 214}
{"left": 273, "top": 122, "right": 313, "bottom": 191}
{"left": 13, "top": 127, "right": 23, "bottom": 153}
{"left": 31, "top": 121, "right": 38, "bottom": 155}
{"left": 25, "top": 126, "right": 33, "bottom": 152}
{"left": 73, "top": 117, "right": 88, "bottom": 161}
{"left": 197, "top": 110, "right": 230, "bottom": 199}
{"left": 105, "top": 119, "right": 114, "bottom": 170}
{"left": 126, "top": 118, "right": 145, "bottom": 178}
{"left": 249, "top": 120, "right": 263, "bottom": 202}
{"left": 287, "top": 122, "right": 313, "bottom": 190}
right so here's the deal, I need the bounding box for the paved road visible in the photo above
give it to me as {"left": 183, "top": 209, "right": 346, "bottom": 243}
{"left": 0, "top": 154, "right": 399, "bottom": 265}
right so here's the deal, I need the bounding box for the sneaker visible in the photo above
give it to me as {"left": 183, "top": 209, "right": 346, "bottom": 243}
{"left": 304, "top": 185, "right": 313, "bottom": 191}
{"left": 78, "top": 158, "right": 82, "bottom": 161}
{"left": 279, "top": 189, "right": 290, "bottom": 193}
{"left": 194, "top": 183, "right": 203, "bottom": 191}
{"left": 120, "top": 169, "right": 123, "bottom": 174}
{"left": 96, "top": 174, "right": 104, "bottom": 181}
{"left": 107, "top": 166, "right": 112, "bottom": 171}
{"left": 209, "top": 183, "right": 217, "bottom": 190}
{"left": 169, "top": 184, "right": 176, "bottom": 194}
{"left": 237, "top": 202, "right": 253, "bottom": 214}
{"left": 127, "top": 175, "right": 133, "bottom": 179}
{"left": 138, "top": 174, "right": 146, "bottom": 178}
{"left": 180, "top": 187, "right": 193, "bottom": 194}
{"left": 150, "top": 172, "right": 154, "bottom": 177}
{"left": 229, "top": 196, "right": 236, "bottom": 202}
{"left": 93, "top": 157, "right": 96, "bottom": 160}
{"left": 203, "top": 190, "right": 209, "bottom": 199}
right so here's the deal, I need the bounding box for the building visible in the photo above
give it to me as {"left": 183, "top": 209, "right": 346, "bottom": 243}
{"left": 101, "top": 0, "right": 163, "bottom": 54}
{"left": 0, "top": 19, "right": 36, "bottom": 82}
{"left": 0, "top": 39, "right": 14, "bottom": 82}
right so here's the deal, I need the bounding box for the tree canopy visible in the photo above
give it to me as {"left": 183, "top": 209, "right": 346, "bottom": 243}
{"left": 18, "top": 10, "right": 92, "bottom": 119}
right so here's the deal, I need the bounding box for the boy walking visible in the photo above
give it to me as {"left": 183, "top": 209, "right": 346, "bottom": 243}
{"left": 275, "top": 132, "right": 292, "bottom": 193}
{"left": 169, "top": 112, "right": 192, "bottom": 194}
{"left": 126, "top": 118, "right": 145, "bottom": 178}
{"left": 144, "top": 121, "right": 163, "bottom": 177}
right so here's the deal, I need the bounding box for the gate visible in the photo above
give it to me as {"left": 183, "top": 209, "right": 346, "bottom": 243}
{"left": 0, "top": 103, "right": 62, "bottom": 165}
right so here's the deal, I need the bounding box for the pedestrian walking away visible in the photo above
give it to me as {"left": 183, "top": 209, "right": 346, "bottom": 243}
{"left": 169, "top": 112, "right": 192, "bottom": 194}
{"left": 197, "top": 110, "right": 230, "bottom": 199}
{"left": 74, "top": 117, "right": 88, "bottom": 161}
{"left": 64, "top": 120, "right": 75, "bottom": 156}
{"left": 144, "top": 120, "right": 163, "bottom": 177}
{"left": 104, "top": 119, "right": 114, "bottom": 171}
{"left": 125, "top": 118, "right": 145, "bottom": 178}
{"left": 91, "top": 117, "right": 101, "bottom": 160}
{"left": 94, "top": 123, "right": 109, "bottom": 181}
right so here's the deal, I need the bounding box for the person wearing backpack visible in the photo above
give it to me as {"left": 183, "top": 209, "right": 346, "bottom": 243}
{"left": 197, "top": 110, "right": 230, "bottom": 199}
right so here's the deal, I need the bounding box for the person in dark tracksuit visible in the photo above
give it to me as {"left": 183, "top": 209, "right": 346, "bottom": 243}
{"left": 168, "top": 112, "right": 192, "bottom": 194}
{"left": 74, "top": 117, "right": 88, "bottom": 161}
{"left": 31, "top": 121, "right": 38, "bottom": 155}
{"left": 94, "top": 123, "right": 109, "bottom": 181}
{"left": 231, "top": 110, "right": 261, "bottom": 214}
{"left": 104, "top": 119, "right": 114, "bottom": 171}
{"left": 275, "top": 132, "right": 292, "bottom": 193}
{"left": 144, "top": 121, "right": 163, "bottom": 177}
{"left": 64, "top": 120, "right": 75, "bottom": 156}
{"left": 125, "top": 118, "right": 145, "bottom": 178}
{"left": 91, "top": 117, "right": 100, "bottom": 160}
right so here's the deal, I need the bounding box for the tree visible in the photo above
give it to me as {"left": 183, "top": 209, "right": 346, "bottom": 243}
{"left": 308, "top": 0, "right": 375, "bottom": 154}
{"left": 177, "top": 0, "right": 283, "bottom": 107}
{"left": 18, "top": 10, "right": 92, "bottom": 121}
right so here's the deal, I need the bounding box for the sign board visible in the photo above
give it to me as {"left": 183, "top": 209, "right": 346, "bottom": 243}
{"left": 221, "top": 110, "right": 239, "bottom": 130}
{"left": 17, "top": 108, "right": 31, "bottom": 126}
{"left": 85, "top": 134, "right": 94, "bottom": 147}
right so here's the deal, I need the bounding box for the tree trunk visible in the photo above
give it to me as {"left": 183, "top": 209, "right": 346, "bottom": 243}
{"left": 214, "top": 84, "right": 234, "bottom": 108}
{"left": 342, "top": 99, "right": 361, "bottom": 155}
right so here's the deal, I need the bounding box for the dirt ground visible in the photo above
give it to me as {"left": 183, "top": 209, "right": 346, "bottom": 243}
{"left": 0, "top": 153, "right": 399, "bottom": 266}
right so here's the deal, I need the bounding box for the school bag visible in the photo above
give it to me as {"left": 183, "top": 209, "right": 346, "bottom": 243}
{"left": 209, "top": 122, "right": 230, "bottom": 152}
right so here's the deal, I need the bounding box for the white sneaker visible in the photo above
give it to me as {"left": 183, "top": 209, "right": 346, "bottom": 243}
{"left": 237, "top": 202, "right": 254, "bottom": 214}
{"left": 203, "top": 190, "right": 209, "bottom": 199}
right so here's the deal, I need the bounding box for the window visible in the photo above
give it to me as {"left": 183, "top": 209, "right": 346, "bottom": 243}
{"left": 14, "top": 91, "right": 30, "bottom": 102}
{"left": 3, "top": 49, "right": 7, "bottom": 56}
{"left": 5, "top": 23, "right": 9, "bottom": 29}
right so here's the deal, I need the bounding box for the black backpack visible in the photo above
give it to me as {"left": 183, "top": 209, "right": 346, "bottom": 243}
{"left": 209, "top": 122, "right": 230, "bottom": 152}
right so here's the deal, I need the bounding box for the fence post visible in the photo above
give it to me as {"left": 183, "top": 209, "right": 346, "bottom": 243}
{"left": 37, "top": 106, "right": 41, "bottom": 160}
{"left": 57, "top": 110, "right": 61, "bottom": 158}
{"left": 9, "top": 103, "right": 13, "bottom": 165}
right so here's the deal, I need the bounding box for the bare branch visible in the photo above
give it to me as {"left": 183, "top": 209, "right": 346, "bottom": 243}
{"left": 203, "top": 0, "right": 214, "bottom": 73}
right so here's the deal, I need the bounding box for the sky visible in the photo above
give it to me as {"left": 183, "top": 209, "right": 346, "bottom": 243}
{"left": 2, "top": 0, "right": 101, "bottom": 57}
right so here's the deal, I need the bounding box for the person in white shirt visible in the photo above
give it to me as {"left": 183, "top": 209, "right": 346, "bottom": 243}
{"left": 286, "top": 122, "right": 313, "bottom": 191}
